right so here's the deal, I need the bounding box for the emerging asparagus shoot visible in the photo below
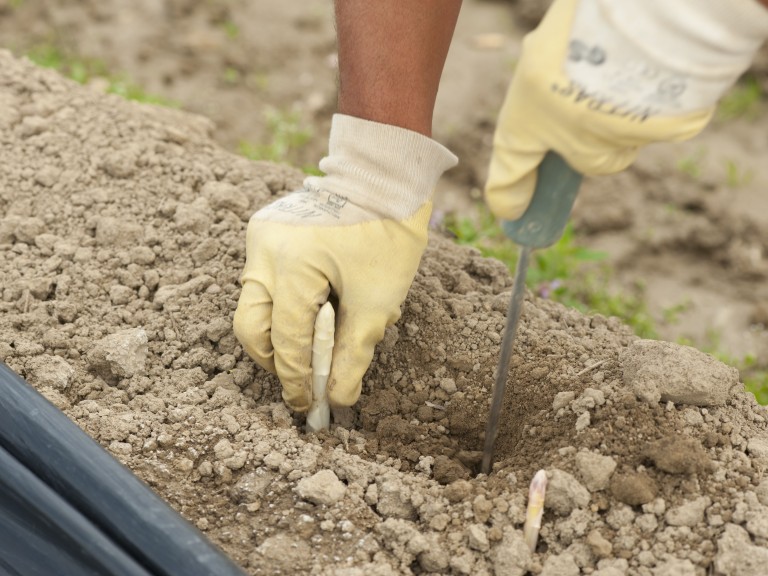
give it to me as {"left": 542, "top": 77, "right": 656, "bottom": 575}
{"left": 523, "top": 469, "right": 547, "bottom": 553}
{"left": 305, "top": 301, "right": 335, "bottom": 432}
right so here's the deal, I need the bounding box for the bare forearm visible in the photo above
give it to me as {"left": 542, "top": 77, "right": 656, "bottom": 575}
{"left": 334, "top": 0, "right": 462, "bottom": 137}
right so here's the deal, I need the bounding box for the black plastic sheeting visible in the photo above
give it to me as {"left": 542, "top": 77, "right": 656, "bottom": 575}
{"left": 0, "top": 362, "right": 248, "bottom": 576}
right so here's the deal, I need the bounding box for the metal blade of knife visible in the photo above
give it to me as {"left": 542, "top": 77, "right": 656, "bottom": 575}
{"left": 480, "top": 151, "right": 583, "bottom": 475}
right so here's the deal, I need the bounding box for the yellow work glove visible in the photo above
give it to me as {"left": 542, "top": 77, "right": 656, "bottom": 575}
{"left": 234, "top": 115, "right": 457, "bottom": 411}
{"left": 486, "top": 0, "right": 768, "bottom": 220}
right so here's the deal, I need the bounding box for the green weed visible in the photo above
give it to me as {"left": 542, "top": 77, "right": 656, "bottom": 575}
{"left": 676, "top": 147, "right": 707, "bottom": 179}
{"left": 222, "top": 20, "right": 240, "bottom": 40}
{"left": 717, "top": 76, "right": 762, "bottom": 121}
{"left": 661, "top": 299, "right": 693, "bottom": 325}
{"left": 222, "top": 67, "right": 241, "bottom": 85}
{"left": 26, "top": 44, "right": 174, "bottom": 106}
{"left": 238, "top": 108, "right": 312, "bottom": 163}
{"left": 724, "top": 159, "right": 754, "bottom": 188}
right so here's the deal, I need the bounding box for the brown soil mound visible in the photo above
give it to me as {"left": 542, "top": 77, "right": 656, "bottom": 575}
{"left": 2, "top": 51, "right": 768, "bottom": 576}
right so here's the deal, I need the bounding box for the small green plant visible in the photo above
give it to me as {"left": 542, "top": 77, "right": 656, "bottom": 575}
{"left": 724, "top": 159, "right": 754, "bottom": 188}
{"left": 676, "top": 146, "right": 707, "bottom": 179}
{"left": 717, "top": 75, "right": 763, "bottom": 121}
{"left": 221, "top": 20, "right": 240, "bottom": 40}
{"left": 26, "top": 44, "right": 173, "bottom": 106}
{"left": 661, "top": 299, "right": 693, "bottom": 325}
{"left": 222, "top": 67, "right": 241, "bottom": 85}
{"left": 238, "top": 108, "right": 312, "bottom": 163}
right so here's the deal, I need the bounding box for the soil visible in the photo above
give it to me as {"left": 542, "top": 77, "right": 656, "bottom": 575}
{"left": 2, "top": 2, "right": 768, "bottom": 576}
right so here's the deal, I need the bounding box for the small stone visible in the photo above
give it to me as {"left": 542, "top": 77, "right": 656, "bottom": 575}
{"left": 586, "top": 529, "right": 612, "bottom": 558}
{"left": 756, "top": 478, "right": 768, "bottom": 506}
{"left": 251, "top": 534, "right": 311, "bottom": 573}
{"left": 635, "top": 513, "right": 658, "bottom": 533}
{"left": 606, "top": 503, "right": 635, "bottom": 530}
{"left": 467, "top": 524, "right": 489, "bottom": 552}
{"left": 174, "top": 457, "right": 194, "bottom": 473}
{"left": 545, "top": 469, "right": 590, "bottom": 516}
{"left": 25, "top": 355, "right": 74, "bottom": 390}
{"left": 213, "top": 439, "right": 235, "bottom": 460}
{"left": 450, "top": 552, "right": 475, "bottom": 575}
{"left": 620, "top": 339, "right": 739, "bottom": 406}
{"left": 642, "top": 498, "right": 666, "bottom": 516}
{"left": 418, "top": 537, "right": 449, "bottom": 572}
{"left": 263, "top": 452, "right": 285, "bottom": 470}
{"left": 610, "top": 471, "right": 658, "bottom": 506}
{"left": 473, "top": 494, "right": 493, "bottom": 523}
{"left": 541, "top": 553, "right": 579, "bottom": 576}
{"left": 652, "top": 559, "right": 696, "bottom": 576}
{"left": 198, "top": 461, "right": 213, "bottom": 477}
{"left": 439, "top": 378, "right": 457, "bottom": 394}
{"left": 747, "top": 436, "right": 768, "bottom": 459}
{"left": 206, "top": 317, "right": 231, "bottom": 342}
{"left": 714, "top": 523, "right": 768, "bottom": 576}
{"left": 575, "top": 451, "right": 617, "bottom": 492}
{"left": 492, "top": 527, "right": 531, "bottom": 576}
{"left": 87, "top": 328, "right": 148, "bottom": 384}
{"left": 434, "top": 456, "right": 470, "bottom": 485}
{"left": 595, "top": 558, "right": 629, "bottom": 576}
{"left": 553, "top": 391, "right": 576, "bottom": 411}
{"left": 109, "top": 285, "right": 134, "bottom": 305}
{"left": 201, "top": 181, "right": 250, "bottom": 212}
{"left": 174, "top": 198, "right": 212, "bottom": 233}
{"left": 643, "top": 436, "right": 712, "bottom": 475}
{"left": 376, "top": 477, "right": 415, "bottom": 519}
{"left": 665, "top": 496, "right": 710, "bottom": 527}
{"left": 229, "top": 467, "right": 275, "bottom": 504}
{"left": 745, "top": 510, "right": 768, "bottom": 538}
{"left": 296, "top": 469, "right": 347, "bottom": 506}
{"left": 571, "top": 388, "right": 605, "bottom": 414}
{"left": 444, "top": 479, "right": 473, "bottom": 503}
{"left": 223, "top": 451, "right": 247, "bottom": 470}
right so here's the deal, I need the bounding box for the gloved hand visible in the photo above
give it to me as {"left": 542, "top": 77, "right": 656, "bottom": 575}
{"left": 234, "top": 115, "right": 457, "bottom": 411}
{"left": 486, "top": 0, "right": 768, "bottom": 220}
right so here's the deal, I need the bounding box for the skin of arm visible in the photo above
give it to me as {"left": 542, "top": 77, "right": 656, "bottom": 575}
{"left": 335, "top": 0, "right": 463, "bottom": 137}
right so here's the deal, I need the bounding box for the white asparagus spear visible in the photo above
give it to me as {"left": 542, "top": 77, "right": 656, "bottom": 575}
{"left": 305, "top": 301, "right": 335, "bottom": 432}
{"left": 523, "top": 469, "right": 548, "bottom": 553}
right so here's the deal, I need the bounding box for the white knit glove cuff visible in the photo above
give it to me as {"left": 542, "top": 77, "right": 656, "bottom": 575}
{"left": 566, "top": 0, "right": 768, "bottom": 116}
{"left": 304, "top": 114, "right": 458, "bottom": 220}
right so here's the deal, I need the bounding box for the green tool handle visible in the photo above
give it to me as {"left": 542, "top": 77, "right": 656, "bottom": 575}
{"left": 502, "top": 151, "right": 583, "bottom": 249}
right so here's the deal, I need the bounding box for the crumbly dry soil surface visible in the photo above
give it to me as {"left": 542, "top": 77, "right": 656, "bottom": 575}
{"left": 3, "top": 53, "right": 768, "bottom": 576}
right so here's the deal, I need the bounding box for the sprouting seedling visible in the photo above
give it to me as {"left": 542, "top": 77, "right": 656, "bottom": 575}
{"left": 523, "top": 469, "right": 547, "bottom": 553}
{"left": 305, "top": 301, "right": 335, "bottom": 432}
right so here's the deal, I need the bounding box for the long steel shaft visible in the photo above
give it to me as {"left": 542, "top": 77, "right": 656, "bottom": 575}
{"left": 480, "top": 245, "right": 532, "bottom": 475}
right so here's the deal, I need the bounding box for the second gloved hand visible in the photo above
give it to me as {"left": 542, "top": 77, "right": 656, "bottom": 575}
{"left": 486, "top": 0, "right": 768, "bottom": 220}
{"left": 233, "top": 115, "right": 457, "bottom": 412}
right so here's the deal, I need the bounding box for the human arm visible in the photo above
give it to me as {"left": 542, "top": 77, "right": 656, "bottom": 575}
{"left": 233, "top": 1, "right": 462, "bottom": 411}
{"left": 485, "top": 0, "right": 768, "bottom": 220}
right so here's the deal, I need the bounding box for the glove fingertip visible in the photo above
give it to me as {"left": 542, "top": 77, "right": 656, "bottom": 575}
{"left": 326, "top": 338, "right": 376, "bottom": 408}
{"left": 484, "top": 169, "right": 537, "bottom": 221}
{"left": 281, "top": 377, "right": 312, "bottom": 413}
